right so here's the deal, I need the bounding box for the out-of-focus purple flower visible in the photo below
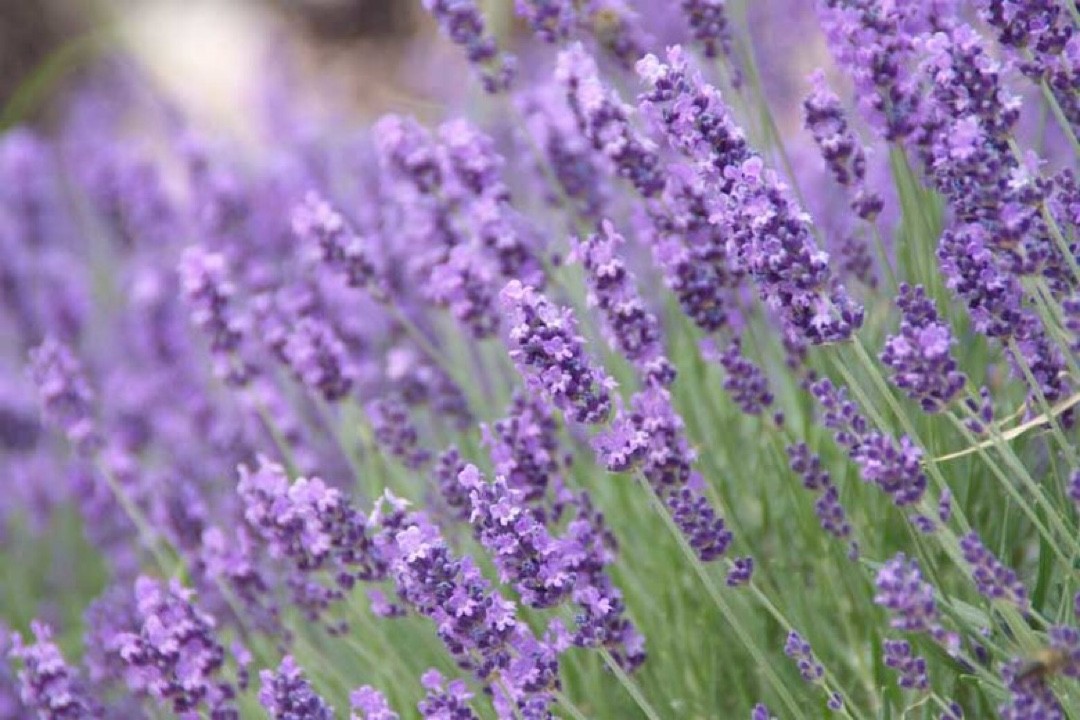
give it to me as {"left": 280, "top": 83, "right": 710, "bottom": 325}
{"left": 884, "top": 639, "right": 928, "bottom": 690}
{"left": 368, "top": 397, "right": 431, "bottom": 470}
{"left": 751, "top": 702, "right": 776, "bottom": 720}
{"left": 725, "top": 556, "right": 753, "bottom": 587}
{"left": 1068, "top": 470, "right": 1080, "bottom": 507}
{"left": 350, "top": 685, "right": 399, "bottom": 720}
{"left": 432, "top": 446, "right": 471, "bottom": 522}
{"left": 421, "top": 0, "right": 515, "bottom": 93}
{"left": 501, "top": 280, "right": 615, "bottom": 425}
{"left": 881, "top": 284, "right": 965, "bottom": 413}
{"left": 580, "top": 0, "right": 649, "bottom": 71}
{"left": 875, "top": 554, "right": 940, "bottom": 633}
{"left": 1000, "top": 657, "right": 1066, "bottom": 720}
{"left": 960, "top": 532, "right": 1030, "bottom": 611}
{"left": 419, "top": 669, "right": 480, "bottom": 719}
{"left": 573, "top": 220, "right": 674, "bottom": 386}
{"left": 259, "top": 656, "right": 333, "bottom": 720}
{"left": 282, "top": 316, "right": 353, "bottom": 402}
{"left": 816, "top": 1, "right": 925, "bottom": 142}
{"left": 515, "top": 0, "right": 576, "bottom": 43}
{"left": 784, "top": 631, "right": 824, "bottom": 684}
{"left": 111, "top": 577, "right": 236, "bottom": 717}
{"left": 555, "top": 44, "right": 665, "bottom": 198}
{"left": 178, "top": 246, "right": 253, "bottom": 386}
{"left": 803, "top": 69, "right": 883, "bottom": 220}
{"left": 27, "top": 337, "right": 101, "bottom": 454}
{"left": 292, "top": 191, "right": 381, "bottom": 297}
{"left": 8, "top": 621, "right": 97, "bottom": 719}
{"left": 637, "top": 48, "right": 864, "bottom": 345}
{"left": 786, "top": 443, "right": 852, "bottom": 541}
{"left": 679, "top": 0, "right": 736, "bottom": 67}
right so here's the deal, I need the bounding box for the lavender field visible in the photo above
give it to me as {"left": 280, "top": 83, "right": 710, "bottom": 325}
{"left": 2, "top": 1, "right": 1080, "bottom": 718}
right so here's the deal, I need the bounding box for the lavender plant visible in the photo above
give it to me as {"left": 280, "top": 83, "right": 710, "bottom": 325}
{"left": 2, "top": 1, "right": 1079, "bottom": 718}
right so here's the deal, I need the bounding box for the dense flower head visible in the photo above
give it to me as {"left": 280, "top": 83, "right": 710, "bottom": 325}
{"left": 418, "top": 669, "right": 480, "bottom": 719}
{"left": 881, "top": 284, "right": 966, "bottom": 413}
{"left": 501, "top": 280, "right": 615, "bottom": 424}
{"left": 111, "top": 576, "right": 237, "bottom": 717}
{"left": 459, "top": 464, "right": 574, "bottom": 608}
{"left": 960, "top": 533, "right": 1030, "bottom": 611}
{"left": 714, "top": 338, "right": 774, "bottom": 415}
{"left": 883, "top": 639, "right": 928, "bottom": 690}
{"left": 666, "top": 485, "right": 733, "bottom": 562}
{"left": 555, "top": 44, "right": 665, "bottom": 197}
{"left": 237, "top": 457, "right": 384, "bottom": 589}
{"left": 381, "top": 509, "right": 558, "bottom": 715}
{"left": 259, "top": 655, "right": 334, "bottom": 720}
{"left": 1000, "top": 657, "right": 1066, "bottom": 719}
{"left": 27, "top": 337, "right": 101, "bottom": 453}
{"left": 638, "top": 47, "right": 864, "bottom": 345}
{"left": 573, "top": 220, "right": 674, "bottom": 386}
{"left": 421, "top": 0, "right": 515, "bottom": 93}
{"left": 351, "top": 685, "right": 400, "bottom": 720}
{"left": 8, "top": 621, "right": 97, "bottom": 719}
{"left": 851, "top": 432, "right": 927, "bottom": 507}
{"left": 803, "top": 69, "right": 883, "bottom": 220}
{"left": 282, "top": 316, "right": 353, "bottom": 402}
{"left": 432, "top": 446, "right": 471, "bottom": 522}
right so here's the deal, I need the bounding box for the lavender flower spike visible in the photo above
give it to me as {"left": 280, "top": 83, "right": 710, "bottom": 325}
{"left": 960, "top": 533, "right": 1030, "bottom": 611}
{"left": 501, "top": 279, "right": 615, "bottom": 424}
{"left": 28, "top": 337, "right": 100, "bottom": 454}
{"left": 9, "top": 621, "right": 97, "bottom": 719}
{"left": 422, "top": 0, "right": 515, "bottom": 93}
{"left": 515, "top": 0, "right": 576, "bottom": 43}
{"left": 555, "top": 43, "right": 665, "bottom": 198}
{"left": 418, "top": 669, "right": 481, "bottom": 719}
{"left": 351, "top": 686, "right": 400, "bottom": 720}
{"left": 874, "top": 553, "right": 940, "bottom": 633}
{"left": 259, "top": 656, "right": 334, "bottom": 720}
{"left": 292, "top": 190, "right": 379, "bottom": 296}
{"left": 573, "top": 219, "right": 675, "bottom": 386}
{"left": 881, "top": 284, "right": 965, "bottom": 413}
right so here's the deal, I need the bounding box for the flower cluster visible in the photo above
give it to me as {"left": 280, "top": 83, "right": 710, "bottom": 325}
{"left": 8, "top": 621, "right": 97, "bottom": 719}
{"left": 501, "top": 280, "right": 615, "bottom": 424}
{"left": 259, "top": 656, "right": 334, "bottom": 720}
{"left": 422, "top": 0, "right": 515, "bottom": 93}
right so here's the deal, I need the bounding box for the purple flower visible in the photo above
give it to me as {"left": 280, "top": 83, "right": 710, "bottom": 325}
{"left": 882, "top": 283, "right": 964, "bottom": 409}
{"left": 665, "top": 486, "right": 733, "bottom": 562}
{"left": 883, "top": 639, "right": 928, "bottom": 690}
{"left": 432, "top": 446, "right": 471, "bottom": 522}
{"left": 555, "top": 44, "right": 665, "bottom": 198}
{"left": 784, "top": 631, "right": 824, "bottom": 684}
{"left": 726, "top": 557, "right": 753, "bottom": 587}
{"left": 483, "top": 393, "right": 566, "bottom": 509}
{"left": 8, "top": 621, "right": 97, "bottom": 719}
{"left": 751, "top": 703, "right": 776, "bottom": 720}
{"left": 637, "top": 47, "right": 863, "bottom": 345}
{"left": 960, "top": 532, "right": 1030, "bottom": 611}
{"left": 459, "top": 464, "right": 574, "bottom": 609}
{"left": 573, "top": 220, "right": 674, "bottom": 386}
{"left": 580, "top": 1, "right": 649, "bottom": 71}
{"left": 679, "top": 0, "right": 736, "bottom": 66}
{"left": 292, "top": 190, "right": 380, "bottom": 296}
{"left": 350, "top": 686, "right": 399, "bottom": 720}
{"left": 803, "top": 69, "right": 883, "bottom": 220}
{"left": 515, "top": 0, "right": 576, "bottom": 43}
{"left": 787, "top": 442, "right": 853, "bottom": 542}
{"left": 368, "top": 397, "right": 431, "bottom": 470}
{"left": 938, "top": 490, "right": 953, "bottom": 523}
{"left": 421, "top": 0, "right": 515, "bottom": 93}
{"left": 1000, "top": 657, "right": 1065, "bottom": 719}
{"left": 418, "top": 669, "right": 480, "bottom": 719}
{"left": 381, "top": 510, "right": 558, "bottom": 714}
{"left": 851, "top": 432, "right": 927, "bottom": 507}
{"left": 112, "top": 577, "right": 237, "bottom": 717}
{"left": 259, "top": 656, "right": 333, "bottom": 720}
{"left": 875, "top": 554, "right": 940, "bottom": 633}
{"left": 178, "top": 246, "right": 254, "bottom": 386}
{"left": 501, "top": 280, "right": 615, "bottom": 425}
{"left": 713, "top": 338, "right": 773, "bottom": 416}
{"left": 27, "top": 337, "right": 100, "bottom": 454}
{"left": 281, "top": 316, "right": 353, "bottom": 402}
